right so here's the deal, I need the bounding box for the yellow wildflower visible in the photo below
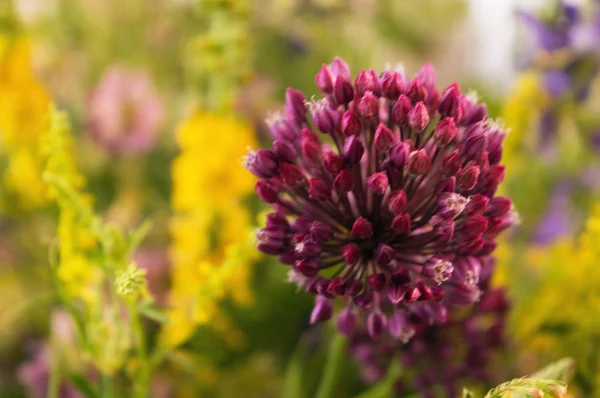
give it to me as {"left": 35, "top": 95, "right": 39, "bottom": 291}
{"left": 163, "top": 110, "right": 259, "bottom": 347}
{"left": 0, "top": 35, "right": 51, "bottom": 210}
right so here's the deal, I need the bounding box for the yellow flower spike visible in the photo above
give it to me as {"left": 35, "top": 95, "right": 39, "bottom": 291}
{"left": 0, "top": 35, "right": 51, "bottom": 210}
{"left": 164, "top": 109, "right": 260, "bottom": 348}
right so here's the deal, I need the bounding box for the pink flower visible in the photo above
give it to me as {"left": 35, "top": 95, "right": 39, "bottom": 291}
{"left": 87, "top": 67, "right": 164, "bottom": 154}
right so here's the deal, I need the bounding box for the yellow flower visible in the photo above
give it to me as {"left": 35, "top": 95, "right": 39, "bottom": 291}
{"left": 163, "top": 110, "right": 259, "bottom": 347}
{"left": 0, "top": 36, "right": 51, "bottom": 210}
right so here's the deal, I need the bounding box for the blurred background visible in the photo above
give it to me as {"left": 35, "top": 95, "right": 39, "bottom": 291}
{"left": 1, "top": 0, "right": 600, "bottom": 397}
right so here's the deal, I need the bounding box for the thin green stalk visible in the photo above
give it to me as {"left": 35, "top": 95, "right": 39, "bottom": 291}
{"left": 314, "top": 333, "right": 347, "bottom": 398}
{"left": 102, "top": 373, "right": 114, "bottom": 398}
{"left": 47, "top": 348, "right": 60, "bottom": 398}
{"left": 354, "top": 361, "right": 403, "bottom": 398}
{"left": 130, "top": 301, "right": 150, "bottom": 398}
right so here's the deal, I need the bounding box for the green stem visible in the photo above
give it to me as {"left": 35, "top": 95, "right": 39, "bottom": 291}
{"left": 102, "top": 373, "right": 114, "bottom": 398}
{"left": 47, "top": 348, "right": 60, "bottom": 398}
{"left": 314, "top": 333, "right": 346, "bottom": 398}
{"left": 130, "top": 301, "right": 150, "bottom": 398}
{"left": 354, "top": 361, "right": 403, "bottom": 398}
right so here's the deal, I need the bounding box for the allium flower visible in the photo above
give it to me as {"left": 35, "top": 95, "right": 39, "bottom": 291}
{"left": 87, "top": 66, "right": 164, "bottom": 154}
{"left": 348, "top": 287, "right": 510, "bottom": 397}
{"left": 248, "top": 58, "right": 515, "bottom": 340}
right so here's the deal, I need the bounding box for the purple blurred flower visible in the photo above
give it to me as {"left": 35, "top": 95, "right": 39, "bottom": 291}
{"left": 18, "top": 344, "right": 82, "bottom": 398}
{"left": 348, "top": 287, "right": 510, "bottom": 397}
{"left": 87, "top": 66, "right": 164, "bottom": 154}
{"left": 533, "top": 181, "right": 574, "bottom": 245}
{"left": 248, "top": 58, "right": 515, "bottom": 341}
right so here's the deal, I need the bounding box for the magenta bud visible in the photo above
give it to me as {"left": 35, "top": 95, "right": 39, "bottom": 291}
{"left": 315, "top": 64, "right": 334, "bottom": 93}
{"left": 408, "top": 102, "right": 430, "bottom": 132}
{"left": 391, "top": 213, "right": 411, "bottom": 234}
{"left": 268, "top": 117, "right": 297, "bottom": 142}
{"left": 353, "top": 292, "right": 373, "bottom": 310}
{"left": 273, "top": 140, "right": 297, "bottom": 163}
{"left": 424, "top": 301, "right": 448, "bottom": 324}
{"left": 465, "top": 194, "right": 489, "bottom": 216}
{"left": 291, "top": 215, "right": 312, "bottom": 232}
{"left": 330, "top": 57, "right": 351, "bottom": 80}
{"left": 341, "top": 110, "right": 361, "bottom": 137}
{"left": 434, "top": 117, "right": 457, "bottom": 146}
{"left": 343, "top": 135, "right": 365, "bottom": 165}
{"left": 367, "top": 172, "right": 389, "bottom": 194}
{"left": 312, "top": 104, "right": 339, "bottom": 134}
{"left": 295, "top": 259, "right": 319, "bottom": 277}
{"left": 255, "top": 180, "right": 279, "bottom": 203}
{"left": 457, "top": 165, "right": 480, "bottom": 191}
{"left": 476, "top": 239, "right": 497, "bottom": 256}
{"left": 408, "top": 149, "right": 432, "bottom": 175}
{"left": 374, "top": 123, "right": 395, "bottom": 151}
{"left": 448, "top": 282, "right": 481, "bottom": 305}
{"left": 464, "top": 132, "right": 487, "bottom": 160}
{"left": 417, "top": 281, "right": 433, "bottom": 301}
{"left": 295, "top": 239, "right": 323, "bottom": 257}
{"left": 351, "top": 217, "right": 373, "bottom": 238}
{"left": 343, "top": 243, "right": 361, "bottom": 265}
{"left": 437, "top": 192, "right": 468, "bottom": 219}
{"left": 337, "top": 307, "right": 357, "bottom": 337}
{"left": 392, "top": 94, "right": 412, "bottom": 124}
{"left": 345, "top": 279, "right": 363, "bottom": 297}
{"left": 357, "top": 91, "right": 379, "bottom": 119}
{"left": 438, "top": 82, "right": 462, "bottom": 120}
{"left": 309, "top": 178, "right": 331, "bottom": 201}
{"left": 391, "top": 268, "right": 410, "bottom": 284}
{"left": 375, "top": 244, "right": 395, "bottom": 266}
{"left": 431, "top": 217, "right": 455, "bottom": 243}
{"left": 278, "top": 163, "right": 305, "bottom": 187}
{"left": 334, "top": 169, "right": 354, "bottom": 192}
{"left": 423, "top": 257, "right": 454, "bottom": 284}
{"left": 406, "top": 79, "right": 427, "bottom": 103}
{"left": 388, "top": 189, "right": 408, "bottom": 214}
{"left": 367, "top": 272, "right": 387, "bottom": 291}
{"left": 323, "top": 150, "right": 344, "bottom": 173}
{"left": 246, "top": 149, "right": 279, "bottom": 178}
{"left": 387, "top": 283, "right": 406, "bottom": 305}
{"left": 367, "top": 311, "right": 387, "bottom": 340}
{"left": 355, "top": 69, "right": 380, "bottom": 96}
{"left": 310, "top": 295, "right": 333, "bottom": 324}
{"left": 485, "top": 197, "right": 512, "bottom": 218}
{"left": 310, "top": 222, "right": 333, "bottom": 243}
{"left": 382, "top": 72, "right": 404, "bottom": 99}
{"left": 326, "top": 276, "right": 346, "bottom": 296}
{"left": 416, "top": 62, "right": 436, "bottom": 89}
{"left": 334, "top": 77, "right": 354, "bottom": 106}
{"left": 285, "top": 88, "right": 307, "bottom": 123}
{"left": 389, "top": 142, "right": 410, "bottom": 168}
{"left": 388, "top": 310, "right": 415, "bottom": 343}
{"left": 405, "top": 285, "right": 422, "bottom": 303}
{"left": 435, "top": 177, "right": 456, "bottom": 195}
{"left": 442, "top": 150, "right": 462, "bottom": 177}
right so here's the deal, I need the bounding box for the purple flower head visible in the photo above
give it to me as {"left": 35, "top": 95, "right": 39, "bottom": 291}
{"left": 248, "top": 59, "right": 515, "bottom": 341}
{"left": 348, "top": 288, "right": 510, "bottom": 397}
{"left": 87, "top": 66, "right": 164, "bottom": 154}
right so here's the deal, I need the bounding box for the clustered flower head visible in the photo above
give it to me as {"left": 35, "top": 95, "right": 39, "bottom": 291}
{"left": 348, "top": 287, "right": 510, "bottom": 397}
{"left": 87, "top": 66, "right": 164, "bottom": 154}
{"left": 247, "top": 57, "right": 516, "bottom": 341}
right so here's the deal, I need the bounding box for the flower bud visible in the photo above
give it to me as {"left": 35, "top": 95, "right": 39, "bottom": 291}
{"left": 295, "top": 259, "right": 319, "bottom": 277}
{"left": 367, "top": 311, "right": 387, "bottom": 340}
{"left": 367, "top": 273, "right": 387, "bottom": 291}
{"left": 367, "top": 172, "right": 389, "bottom": 194}
{"left": 337, "top": 307, "right": 357, "bottom": 337}
{"left": 391, "top": 213, "right": 411, "bottom": 234}
{"left": 465, "top": 194, "right": 489, "bottom": 216}
{"left": 301, "top": 136, "right": 322, "bottom": 166}
{"left": 311, "top": 101, "right": 339, "bottom": 134}
{"left": 341, "top": 110, "right": 361, "bottom": 136}
{"left": 438, "top": 82, "right": 462, "bottom": 120}
{"left": 388, "top": 310, "right": 415, "bottom": 343}
{"left": 345, "top": 280, "right": 363, "bottom": 297}
{"left": 485, "top": 197, "right": 512, "bottom": 218}
{"left": 315, "top": 64, "right": 334, "bottom": 93}
{"left": 343, "top": 243, "right": 361, "bottom": 265}
{"left": 355, "top": 69, "right": 380, "bottom": 96}
{"left": 334, "top": 77, "right": 354, "bottom": 106}
{"left": 343, "top": 136, "right": 365, "bottom": 164}
{"left": 423, "top": 257, "right": 454, "bottom": 284}
{"left": 309, "top": 178, "right": 331, "bottom": 201}
{"left": 437, "top": 192, "right": 468, "bottom": 219}
{"left": 408, "top": 149, "right": 432, "bottom": 175}
{"left": 381, "top": 72, "right": 404, "bottom": 99}
{"left": 357, "top": 91, "right": 379, "bottom": 119}
{"left": 374, "top": 123, "right": 395, "bottom": 151}
{"left": 457, "top": 165, "right": 480, "bottom": 190}
{"left": 295, "top": 239, "right": 323, "bottom": 257}
{"left": 387, "top": 283, "right": 406, "bottom": 305}
{"left": 435, "top": 177, "right": 456, "bottom": 195}
{"left": 352, "top": 217, "right": 373, "bottom": 238}
{"left": 273, "top": 139, "right": 297, "bottom": 163}
{"left": 442, "top": 150, "right": 462, "bottom": 177}
{"left": 256, "top": 180, "right": 279, "bottom": 203}
{"left": 353, "top": 292, "right": 373, "bottom": 310}
{"left": 408, "top": 102, "right": 430, "bottom": 132}
{"left": 285, "top": 88, "right": 307, "bottom": 123}
{"left": 375, "top": 244, "right": 395, "bottom": 266}
{"left": 323, "top": 150, "right": 343, "bottom": 173}
{"left": 327, "top": 277, "right": 346, "bottom": 296}
{"left": 310, "top": 295, "right": 333, "bottom": 324}
{"left": 246, "top": 149, "right": 278, "bottom": 178}
{"left": 278, "top": 163, "right": 305, "bottom": 186}
{"left": 388, "top": 189, "right": 407, "bottom": 214}
{"left": 310, "top": 222, "right": 334, "bottom": 243}
{"left": 405, "top": 285, "right": 422, "bottom": 302}
{"left": 392, "top": 94, "right": 412, "bottom": 124}
{"left": 389, "top": 142, "right": 410, "bottom": 168}
{"left": 434, "top": 117, "right": 457, "bottom": 146}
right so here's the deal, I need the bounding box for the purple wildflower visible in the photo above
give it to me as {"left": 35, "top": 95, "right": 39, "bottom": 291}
{"left": 87, "top": 66, "right": 164, "bottom": 154}
{"left": 248, "top": 58, "right": 515, "bottom": 340}
{"left": 348, "top": 287, "right": 510, "bottom": 397}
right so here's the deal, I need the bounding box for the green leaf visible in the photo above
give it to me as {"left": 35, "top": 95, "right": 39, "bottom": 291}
{"left": 68, "top": 372, "right": 101, "bottom": 398}
{"left": 139, "top": 302, "right": 169, "bottom": 324}
{"left": 314, "top": 333, "right": 346, "bottom": 398}
{"left": 282, "top": 342, "right": 305, "bottom": 398}
{"left": 530, "top": 358, "right": 575, "bottom": 383}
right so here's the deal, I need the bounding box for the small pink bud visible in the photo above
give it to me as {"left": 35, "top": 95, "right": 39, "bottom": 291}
{"left": 465, "top": 194, "right": 489, "bottom": 216}
{"left": 310, "top": 222, "right": 334, "bottom": 243}
{"left": 341, "top": 110, "right": 361, "bottom": 137}
{"left": 367, "top": 172, "right": 389, "bottom": 194}
{"left": 391, "top": 94, "right": 412, "bottom": 124}
{"left": 285, "top": 88, "right": 307, "bottom": 123}
{"left": 406, "top": 79, "right": 427, "bottom": 103}
{"left": 343, "top": 136, "right": 365, "bottom": 165}
{"left": 388, "top": 189, "right": 408, "bottom": 214}
{"left": 310, "top": 295, "right": 333, "bottom": 324}
{"left": 405, "top": 285, "right": 422, "bottom": 303}
{"left": 357, "top": 91, "right": 379, "bottom": 119}
{"left": 457, "top": 165, "right": 480, "bottom": 190}
{"left": 388, "top": 310, "right": 415, "bottom": 343}
{"left": 434, "top": 117, "right": 457, "bottom": 146}
{"left": 485, "top": 197, "right": 512, "bottom": 218}
{"left": 343, "top": 243, "right": 361, "bottom": 265}
{"left": 326, "top": 277, "right": 346, "bottom": 296}
{"left": 278, "top": 163, "right": 305, "bottom": 186}
{"left": 408, "top": 102, "right": 430, "bottom": 132}
{"left": 255, "top": 180, "right": 279, "bottom": 203}
{"left": 367, "top": 311, "right": 387, "bottom": 340}
{"left": 273, "top": 140, "right": 297, "bottom": 163}
{"left": 355, "top": 69, "right": 380, "bottom": 96}
{"left": 442, "top": 150, "right": 462, "bottom": 177}
{"left": 334, "top": 169, "right": 354, "bottom": 192}
{"left": 334, "top": 77, "right": 354, "bottom": 106}
{"left": 367, "top": 272, "right": 387, "bottom": 291}
{"left": 309, "top": 178, "right": 331, "bottom": 201}
{"left": 408, "top": 149, "right": 432, "bottom": 175}
{"left": 387, "top": 284, "right": 406, "bottom": 305}
{"left": 315, "top": 64, "right": 334, "bottom": 93}
{"left": 438, "top": 82, "right": 462, "bottom": 120}
{"left": 374, "top": 123, "right": 395, "bottom": 151}
{"left": 337, "top": 307, "right": 356, "bottom": 337}
{"left": 323, "top": 150, "right": 344, "bottom": 173}
{"left": 389, "top": 142, "right": 410, "bottom": 168}
{"left": 391, "top": 213, "right": 411, "bottom": 234}
{"left": 375, "top": 244, "right": 395, "bottom": 266}
{"left": 381, "top": 72, "right": 404, "bottom": 99}
{"left": 295, "top": 259, "right": 319, "bottom": 277}
{"left": 351, "top": 217, "right": 373, "bottom": 238}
